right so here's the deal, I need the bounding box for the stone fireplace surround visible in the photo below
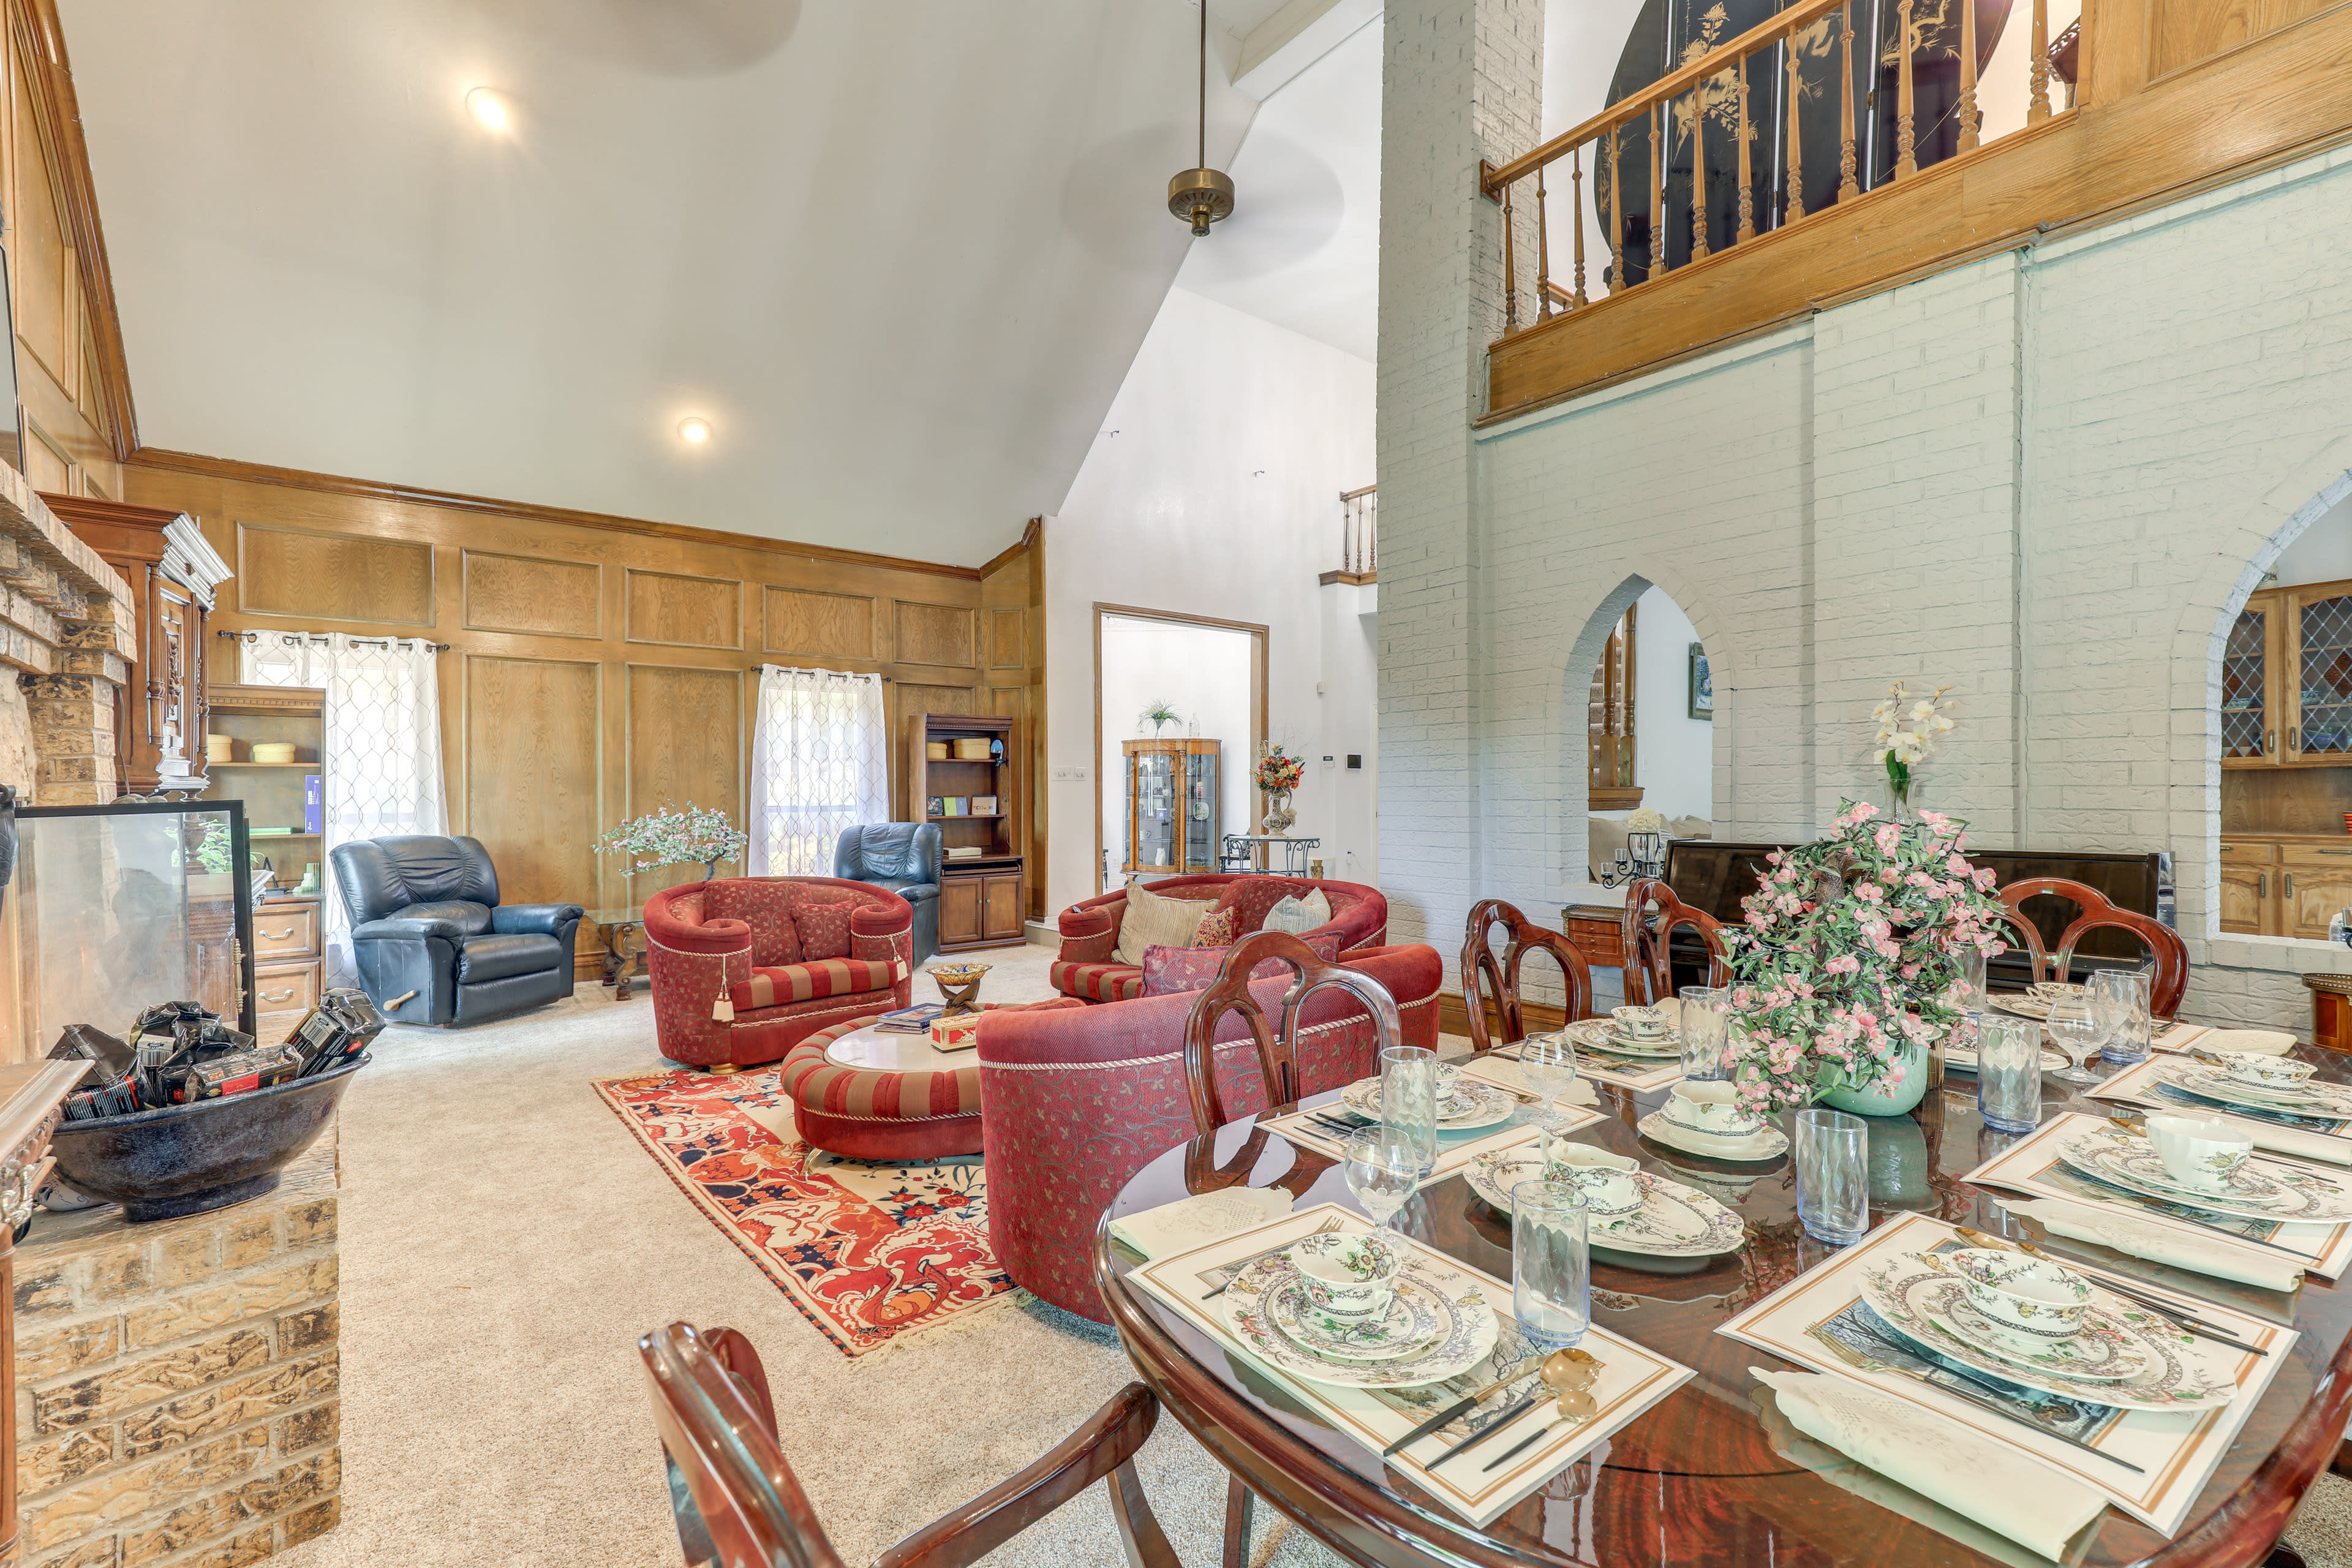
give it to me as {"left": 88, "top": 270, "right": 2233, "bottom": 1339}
{"left": 0, "top": 465, "right": 134, "bottom": 808}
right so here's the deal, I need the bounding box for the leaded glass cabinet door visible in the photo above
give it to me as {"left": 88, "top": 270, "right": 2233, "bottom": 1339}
{"left": 2222, "top": 603, "right": 2271, "bottom": 764}
{"left": 1183, "top": 751, "right": 1219, "bottom": 872}
{"left": 1130, "top": 750, "right": 1177, "bottom": 871}
{"left": 2295, "top": 587, "right": 2352, "bottom": 759}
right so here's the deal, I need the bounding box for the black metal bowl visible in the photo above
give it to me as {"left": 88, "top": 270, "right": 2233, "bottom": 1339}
{"left": 48, "top": 1055, "right": 367, "bottom": 1221}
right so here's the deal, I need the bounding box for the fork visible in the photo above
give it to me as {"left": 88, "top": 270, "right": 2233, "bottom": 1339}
{"left": 1199, "top": 1215, "right": 1345, "bottom": 1300}
{"left": 1805, "top": 1325, "right": 2145, "bottom": 1472}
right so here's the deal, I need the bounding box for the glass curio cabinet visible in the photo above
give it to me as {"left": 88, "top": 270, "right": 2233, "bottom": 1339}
{"left": 1122, "top": 739, "right": 1221, "bottom": 875}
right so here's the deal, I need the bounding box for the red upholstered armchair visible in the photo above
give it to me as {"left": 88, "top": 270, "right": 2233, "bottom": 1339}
{"left": 979, "top": 943, "right": 1442, "bottom": 1322}
{"left": 644, "top": 876, "right": 914, "bottom": 1069}
{"left": 1051, "top": 875, "right": 1388, "bottom": 1005}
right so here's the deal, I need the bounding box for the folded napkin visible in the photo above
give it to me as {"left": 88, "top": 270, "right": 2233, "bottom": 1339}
{"left": 1750, "top": 1369, "right": 2105, "bottom": 1559}
{"left": 2201, "top": 1030, "right": 2297, "bottom": 1057}
{"left": 1107, "top": 1188, "right": 1294, "bottom": 1261}
{"left": 2153, "top": 1022, "right": 2213, "bottom": 1054}
{"left": 1997, "top": 1196, "right": 2304, "bottom": 1293}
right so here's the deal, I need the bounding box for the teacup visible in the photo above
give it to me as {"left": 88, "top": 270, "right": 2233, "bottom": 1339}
{"left": 1664, "top": 1080, "right": 1763, "bottom": 1140}
{"left": 1288, "top": 1232, "right": 1402, "bottom": 1317}
{"left": 2217, "top": 1052, "right": 2316, "bottom": 1090}
{"left": 2145, "top": 1113, "right": 2255, "bottom": 1193}
{"left": 1947, "top": 1248, "right": 2092, "bottom": 1343}
{"left": 1540, "top": 1136, "right": 1643, "bottom": 1215}
{"left": 1431, "top": 1061, "right": 1462, "bottom": 1098}
{"left": 1612, "top": 1005, "right": 1671, "bottom": 1041}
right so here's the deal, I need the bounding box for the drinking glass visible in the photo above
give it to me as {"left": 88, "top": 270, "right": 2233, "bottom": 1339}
{"left": 1794, "top": 1108, "right": 1869, "bottom": 1245}
{"left": 1379, "top": 1045, "right": 1439, "bottom": 1177}
{"left": 2094, "top": 969, "right": 2154, "bottom": 1065}
{"left": 1343, "top": 1126, "right": 1422, "bottom": 1229}
{"left": 2044, "top": 993, "right": 2108, "bottom": 1084}
{"left": 1518, "top": 1032, "right": 1580, "bottom": 1125}
{"left": 1510, "top": 1180, "right": 1591, "bottom": 1349}
{"left": 1678, "top": 986, "right": 1730, "bottom": 1080}
{"left": 1975, "top": 1015, "right": 2044, "bottom": 1134}
{"left": 1954, "top": 945, "right": 1989, "bottom": 1016}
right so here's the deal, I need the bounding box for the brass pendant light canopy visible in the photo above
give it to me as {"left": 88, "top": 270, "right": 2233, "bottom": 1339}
{"left": 1169, "top": 2, "right": 1233, "bottom": 236}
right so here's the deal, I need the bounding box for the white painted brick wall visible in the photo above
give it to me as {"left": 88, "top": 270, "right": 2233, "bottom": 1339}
{"left": 1379, "top": 124, "right": 2352, "bottom": 1027}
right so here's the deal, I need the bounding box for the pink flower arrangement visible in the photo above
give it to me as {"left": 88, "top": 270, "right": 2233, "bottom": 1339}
{"left": 1722, "top": 800, "right": 2008, "bottom": 1114}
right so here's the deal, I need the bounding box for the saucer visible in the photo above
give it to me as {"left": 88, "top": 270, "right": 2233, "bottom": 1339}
{"left": 1463, "top": 1148, "right": 1746, "bottom": 1256}
{"left": 1566, "top": 1019, "right": 1681, "bottom": 1058}
{"left": 2057, "top": 1129, "right": 2352, "bottom": 1221}
{"left": 1636, "top": 1110, "right": 1789, "bottom": 1164}
{"left": 1219, "top": 1249, "right": 1499, "bottom": 1389}
{"left": 1266, "top": 1275, "right": 1447, "bottom": 1363}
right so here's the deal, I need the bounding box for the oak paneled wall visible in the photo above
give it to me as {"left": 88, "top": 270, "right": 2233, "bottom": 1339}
{"left": 121, "top": 456, "right": 1046, "bottom": 957}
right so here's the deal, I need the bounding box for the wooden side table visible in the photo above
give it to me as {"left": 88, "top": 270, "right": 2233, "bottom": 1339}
{"left": 2305, "top": 973, "right": 2352, "bottom": 1054}
{"left": 1561, "top": 902, "right": 1626, "bottom": 970}
{"left": 588, "top": 908, "right": 646, "bottom": 1000}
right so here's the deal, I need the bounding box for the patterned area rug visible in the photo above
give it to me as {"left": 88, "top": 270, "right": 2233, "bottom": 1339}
{"left": 593, "top": 1067, "right": 1012, "bottom": 1356}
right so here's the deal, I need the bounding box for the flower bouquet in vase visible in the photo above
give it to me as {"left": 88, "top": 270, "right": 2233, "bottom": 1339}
{"left": 594, "top": 803, "right": 750, "bottom": 882}
{"left": 1254, "top": 745, "right": 1303, "bottom": 836}
{"left": 1871, "top": 681, "right": 1956, "bottom": 822}
{"left": 1722, "top": 801, "right": 2008, "bottom": 1118}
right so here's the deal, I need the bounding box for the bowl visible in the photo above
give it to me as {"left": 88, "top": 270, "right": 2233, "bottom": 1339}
{"left": 2146, "top": 1113, "right": 2253, "bottom": 1193}
{"left": 1947, "top": 1248, "right": 2092, "bottom": 1341}
{"left": 1611, "top": 1005, "right": 1670, "bottom": 1041}
{"left": 2217, "top": 1052, "right": 2316, "bottom": 1088}
{"left": 1540, "top": 1139, "right": 1642, "bottom": 1214}
{"left": 47, "top": 1056, "right": 366, "bottom": 1222}
{"left": 1288, "top": 1231, "right": 1402, "bottom": 1317}
{"left": 1662, "top": 1079, "right": 1763, "bottom": 1139}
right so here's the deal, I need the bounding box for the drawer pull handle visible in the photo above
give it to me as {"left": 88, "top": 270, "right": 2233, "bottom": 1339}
{"left": 2287, "top": 873, "right": 2297, "bottom": 897}
{"left": 259, "top": 927, "right": 296, "bottom": 940}
{"left": 2322, "top": 850, "right": 2352, "bottom": 857}
{"left": 260, "top": 989, "right": 295, "bottom": 1003}
{"left": 2260, "top": 874, "right": 2269, "bottom": 898}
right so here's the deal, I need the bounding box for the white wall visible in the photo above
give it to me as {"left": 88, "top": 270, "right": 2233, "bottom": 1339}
{"left": 1045, "top": 285, "right": 1378, "bottom": 914}
{"left": 1630, "top": 586, "right": 1713, "bottom": 822}
{"left": 1098, "top": 615, "right": 1256, "bottom": 875}
{"left": 2271, "top": 494, "right": 2352, "bottom": 587}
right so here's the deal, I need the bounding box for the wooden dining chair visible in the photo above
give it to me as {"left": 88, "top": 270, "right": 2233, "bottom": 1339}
{"left": 1460, "top": 898, "right": 1594, "bottom": 1052}
{"left": 1618, "top": 878, "right": 1731, "bottom": 1006}
{"left": 1180, "top": 929, "right": 1404, "bottom": 1136}
{"left": 1994, "top": 876, "right": 2188, "bottom": 1017}
{"left": 641, "top": 1320, "right": 1177, "bottom": 1568}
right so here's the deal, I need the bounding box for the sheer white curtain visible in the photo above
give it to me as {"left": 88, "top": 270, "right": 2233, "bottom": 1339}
{"left": 242, "top": 633, "right": 448, "bottom": 979}
{"left": 748, "top": 666, "right": 887, "bottom": 875}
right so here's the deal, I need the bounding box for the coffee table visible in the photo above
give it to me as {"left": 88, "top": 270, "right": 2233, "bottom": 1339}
{"left": 822, "top": 1020, "right": 976, "bottom": 1071}
{"left": 586, "top": 907, "right": 646, "bottom": 1000}
{"left": 783, "top": 1016, "right": 984, "bottom": 1161}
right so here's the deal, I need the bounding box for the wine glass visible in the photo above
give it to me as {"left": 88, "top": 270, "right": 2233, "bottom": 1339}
{"left": 2044, "top": 992, "right": 2108, "bottom": 1084}
{"left": 1343, "top": 1126, "right": 1422, "bottom": 1229}
{"left": 1518, "top": 1032, "right": 1581, "bottom": 1126}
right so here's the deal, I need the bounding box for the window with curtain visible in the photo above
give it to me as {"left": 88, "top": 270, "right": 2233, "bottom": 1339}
{"left": 748, "top": 667, "right": 888, "bottom": 875}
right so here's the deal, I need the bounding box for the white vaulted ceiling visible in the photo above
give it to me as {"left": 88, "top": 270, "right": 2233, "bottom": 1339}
{"left": 58, "top": 0, "right": 1379, "bottom": 565}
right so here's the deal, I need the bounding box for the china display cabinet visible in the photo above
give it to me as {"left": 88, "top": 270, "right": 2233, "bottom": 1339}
{"left": 1121, "top": 739, "right": 1221, "bottom": 875}
{"left": 2218, "top": 575, "right": 2352, "bottom": 935}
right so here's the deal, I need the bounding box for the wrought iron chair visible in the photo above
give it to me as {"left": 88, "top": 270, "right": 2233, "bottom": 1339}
{"left": 1460, "top": 898, "right": 1594, "bottom": 1052}
{"left": 1994, "top": 876, "right": 2188, "bottom": 1017}
{"left": 640, "top": 1321, "right": 1175, "bottom": 1568}
{"left": 1619, "top": 878, "right": 1732, "bottom": 1006}
{"left": 1179, "top": 929, "right": 1405, "bottom": 1137}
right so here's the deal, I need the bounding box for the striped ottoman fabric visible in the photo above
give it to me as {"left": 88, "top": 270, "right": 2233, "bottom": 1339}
{"left": 777, "top": 1018, "right": 984, "bottom": 1160}
{"left": 1047, "top": 960, "right": 1146, "bottom": 1005}
{"left": 731, "top": 958, "right": 905, "bottom": 1012}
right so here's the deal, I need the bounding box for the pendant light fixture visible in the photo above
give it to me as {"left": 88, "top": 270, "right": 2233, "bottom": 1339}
{"left": 1167, "top": 1, "right": 1234, "bottom": 236}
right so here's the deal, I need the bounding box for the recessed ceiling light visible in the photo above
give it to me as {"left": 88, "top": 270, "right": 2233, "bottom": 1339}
{"left": 678, "top": 417, "right": 712, "bottom": 444}
{"left": 466, "top": 88, "right": 510, "bottom": 130}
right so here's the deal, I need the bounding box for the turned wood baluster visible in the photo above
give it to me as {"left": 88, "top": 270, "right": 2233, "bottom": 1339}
{"left": 1784, "top": 25, "right": 1806, "bottom": 221}
{"left": 1894, "top": 0, "right": 1917, "bottom": 178}
{"left": 1735, "top": 56, "right": 1754, "bottom": 243}
{"left": 1607, "top": 126, "right": 1623, "bottom": 293}
{"left": 1535, "top": 165, "right": 1553, "bottom": 321}
{"left": 2028, "top": 0, "right": 2052, "bottom": 122}
{"left": 1571, "top": 146, "right": 1588, "bottom": 304}
{"left": 1691, "top": 78, "right": 1711, "bottom": 260}
{"left": 1958, "top": 0, "right": 1981, "bottom": 151}
{"left": 1650, "top": 101, "right": 1668, "bottom": 278}
{"left": 1838, "top": 2, "right": 1860, "bottom": 200}
{"left": 1501, "top": 175, "right": 1519, "bottom": 333}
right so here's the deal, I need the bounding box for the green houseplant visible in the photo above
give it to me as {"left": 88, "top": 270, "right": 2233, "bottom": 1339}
{"left": 594, "top": 804, "right": 748, "bottom": 881}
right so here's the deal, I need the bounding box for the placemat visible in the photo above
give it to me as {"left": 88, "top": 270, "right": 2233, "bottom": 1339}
{"left": 1258, "top": 1104, "right": 1601, "bottom": 1185}
{"left": 2087, "top": 1057, "right": 2352, "bottom": 1167}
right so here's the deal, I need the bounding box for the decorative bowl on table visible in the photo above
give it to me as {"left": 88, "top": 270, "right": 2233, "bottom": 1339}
{"left": 927, "top": 963, "right": 990, "bottom": 1017}
{"left": 1945, "top": 1248, "right": 2092, "bottom": 1343}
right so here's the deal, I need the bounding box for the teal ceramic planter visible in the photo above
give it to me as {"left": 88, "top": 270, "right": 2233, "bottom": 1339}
{"left": 1814, "top": 1037, "right": 1930, "bottom": 1118}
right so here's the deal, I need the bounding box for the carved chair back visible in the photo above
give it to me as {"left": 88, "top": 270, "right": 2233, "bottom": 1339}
{"left": 1619, "top": 878, "right": 1732, "bottom": 1006}
{"left": 1994, "top": 876, "right": 2188, "bottom": 1018}
{"left": 642, "top": 1322, "right": 1174, "bottom": 1568}
{"left": 1460, "top": 898, "right": 1594, "bottom": 1053}
{"left": 1181, "top": 929, "right": 1404, "bottom": 1136}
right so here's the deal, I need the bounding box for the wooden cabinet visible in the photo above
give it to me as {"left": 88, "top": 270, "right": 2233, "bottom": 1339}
{"left": 982, "top": 871, "right": 1023, "bottom": 941}
{"left": 249, "top": 894, "right": 324, "bottom": 1046}
{"left": 207, "top": 684, "right": 327, "bottom": 893}
{"left": 2285, "top": 847, "right": 2352, "bottom": 940}
{"left": 45, "top": 494, "right": 234, "bottom": 794}
{"left": 2222, "top": 576, "right": 2352, "bottom": 769}
{"left": 2218, "top": 839, "right": 2277, "bottom": 935}
{"left": 1561, "top": 903, "right": 1627, "bottom": 970}
{"left": 935, "top": 867, "right": 1024, "bottom": 949}
{"left": 911, "top": 713, "right": 1025, "bottom": 952}
{"left": 2215, "top": 836, "right": 2352, "bottom": 937}
{"left": 1121, "top": 739, "right": 1221, "bottom": 874}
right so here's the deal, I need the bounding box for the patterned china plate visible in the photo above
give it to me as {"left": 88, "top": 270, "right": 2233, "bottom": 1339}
{"left": 1910, "top": 1279, "right": 2153, "bottom": 1382}
{"left": 1341, "top": 1076, "right": 1517, "bottom": 1130}
{"left": 1635, "top": 1110, "right": 1790, "bottom": 1164}
{"left": 1463, "top": 1148, "right": 1748, "bottom": 1257}
{"left": 1859, "top": 1251, "right": 2236, "bottom": 1410}
{"left": 2165, "top": 1065, "right": 2352, "bottom": 1119}
{"left": 1218, "top": 1248, "right": 1501, "bottom": 1389}
{"left": 1266, "top": 1273, "right": 1449, "bottom": 1363}
{"left": 2056, "top": 1129, "right": 2352, "bottom": 1221}
{"left": 1564, "top": 1019, "right": 1681, "bottom": 1059}
{"left": 1989, "top": 994, "right": 2057, "bottom": 1021}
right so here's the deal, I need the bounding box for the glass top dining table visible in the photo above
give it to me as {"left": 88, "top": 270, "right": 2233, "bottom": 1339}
{"left": 1092, "top": 1047, "right": 2352, "bottom": 1567}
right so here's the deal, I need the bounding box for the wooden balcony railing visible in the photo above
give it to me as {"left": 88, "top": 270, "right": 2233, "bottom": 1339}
{"left": 1321, "top": 484, "right": 1376, "bottom": 587}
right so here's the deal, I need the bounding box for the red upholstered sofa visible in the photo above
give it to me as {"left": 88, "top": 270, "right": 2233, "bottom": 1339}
{"left": 979, "top": 942, "right": 1441, "bottom": 1322}
{"left": 1050, "top": 875, "right": 1388, "bottom": 1005}
{"left": 644, "top": 876, "right": 914, "bottom": 1069}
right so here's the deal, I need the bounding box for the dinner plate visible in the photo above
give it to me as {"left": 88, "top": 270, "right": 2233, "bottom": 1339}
{"left": 1564, "top": 1019, "right": 1681, "bottom": 1059}
{"left": 2056, "top": 1129, "right": 2352, "bottom": 1221}
{"left": 1463, "top": 1148, "right": 1747, "bottom": 1256}
{"left": 1218, "top": 1248, "right": 1501, "bottom": 1389}
{"left": 1989, "top": 994, "right": 2057, "bottom": 1021}
{"left": 1858, "top": 1250, "right": 2236, "bottom": 1411}
{"left": 2165, "top": 1065, "right": 2352, "bottom": 1118}
{"left": 1265, "top": 1273, "right": 1449, "bottom": 1363}
{"left": 1635, "top": 1110, "right": 1790, "bottom": 1164}
{"left": 1340, "top": 1076, "right": 1518, "bottom": 1131}
{"left": 1911, "top": 1280, "right": 2153, "bottom": 1382}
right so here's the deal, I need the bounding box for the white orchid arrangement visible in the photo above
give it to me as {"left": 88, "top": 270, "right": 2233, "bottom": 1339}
{"left": 1625, "top": 807, "right": 1667, "bottom": 834}
{"left": 1871, "top": 681, "right": 1956, "bottom": 807}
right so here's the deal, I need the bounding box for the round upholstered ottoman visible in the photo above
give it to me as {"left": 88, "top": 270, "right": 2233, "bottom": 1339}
{"left": 777, "top": 1017, "right": 984, "bottom": 1160}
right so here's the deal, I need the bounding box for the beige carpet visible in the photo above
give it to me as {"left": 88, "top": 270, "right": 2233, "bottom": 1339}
{"left": 271, "top": 940, "right": 2351, "bottom": 1567}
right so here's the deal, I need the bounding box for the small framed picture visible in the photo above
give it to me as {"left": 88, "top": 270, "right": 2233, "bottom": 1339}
{"left": 1688, "top": 644, "right": 1713, "bottom": 720}
{"left": 927, "top": 796, "right": 943, "bottom": 818}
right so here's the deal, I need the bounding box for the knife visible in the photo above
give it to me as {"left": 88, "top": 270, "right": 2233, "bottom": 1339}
{"left": 1381, "top": 1363, "right": 1537, "bottom": 1458}
{"left": 1428, "top": 1384, "right": 1553, "bottom": 1466}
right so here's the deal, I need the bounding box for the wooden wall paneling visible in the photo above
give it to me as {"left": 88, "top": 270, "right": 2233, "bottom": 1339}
{"left": 763, "top": 584, "right": 876, "bottom": 659}
{"left": 624, "top": 663, "right": 743, "bottom": 896}
{"left": 894, "top": 599, "right": 976, "bottom": 668}
{"left": 625, "top": 568, "right": 742, "bottom": 649}
{"left": 9, "top": 33, "right": 64, "bottom": 393}
{"left": 2148, "top": 0, "right": 2337, "bottom": 78}
{"left": 238, "top": 522, "right": 435, "bottom": 625}
{"left": 463, "top": 655, "right": 600, "bottom": 908}
{"left": 464, "top": 550, "right": 601, "bottom": 639}
{"left": 989, "top": 609, "right": 1024, "bottom": 670}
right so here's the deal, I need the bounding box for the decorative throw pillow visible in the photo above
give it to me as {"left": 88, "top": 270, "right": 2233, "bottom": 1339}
{"left": 1210, "top": 876, "right": 1316, "bottom": 937}
{"left": 1114, "top": 882, "right": 1213, "bottom": 967}
{"left": 1140, "top": 929, "right": 1344, "bottom": 998}
{"left": 1260, "top": 889, "right": 1333, "bottom": 936}
{"left": 1191, "top": 908, "right": 1237, "bottom": 948}
{"left": 791, "top": 898, "right": 855, "bottom": 961}
{"left": 703, "top": 879, "right": 802, "bottom": 967}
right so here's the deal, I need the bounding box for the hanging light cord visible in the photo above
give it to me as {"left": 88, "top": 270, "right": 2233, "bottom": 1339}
{"left": 1197, "top": 1, "right": 1207, "bottom": 170}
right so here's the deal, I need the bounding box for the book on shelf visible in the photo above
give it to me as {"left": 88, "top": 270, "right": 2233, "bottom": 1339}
{"left": 945, "top": 845, "right": 986, "bottom": 860}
